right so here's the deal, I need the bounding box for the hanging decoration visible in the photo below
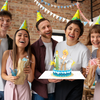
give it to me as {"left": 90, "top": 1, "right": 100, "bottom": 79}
{"left": 76, "top": 2, "right": 93, "bottom": 26}
{"left": 77, "top": 2, "right": 89, "bottom": 23}
{"left": 40, "top": 0, "right": 77, "bottom": 9}
{"left": 34, "top": 0, "right": 93, "bottom": 26}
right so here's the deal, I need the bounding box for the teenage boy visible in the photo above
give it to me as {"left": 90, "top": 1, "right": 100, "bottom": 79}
{"left": 0, "top": 10, "right": 13, "bottom": 100}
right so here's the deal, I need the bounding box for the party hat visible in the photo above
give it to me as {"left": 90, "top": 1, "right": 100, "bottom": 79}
{"left": 37, "top": 11, "right": 43, "bottom": 22}
{"left": 19, "top": 20, "right": 28, "bottom": 31}
{"left": 95, "top": 15, "right": 100, "bottom": 25}
{"left": 1, "top": 1, "right": 8, "bottom": 11}
{"left": 72, "top": 9, "right": 80, "bottom": 21}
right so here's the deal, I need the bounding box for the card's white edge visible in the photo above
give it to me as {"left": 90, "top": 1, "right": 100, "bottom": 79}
{"left": 38, "top": 71, "right": 85, "bottom": 79}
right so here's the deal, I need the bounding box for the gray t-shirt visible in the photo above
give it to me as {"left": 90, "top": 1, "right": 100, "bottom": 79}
{"left": 55, "top": 41, "right": 91, "bottom": 72}
{"left": 0, "top": 37, "right": 8, "bottom": 91}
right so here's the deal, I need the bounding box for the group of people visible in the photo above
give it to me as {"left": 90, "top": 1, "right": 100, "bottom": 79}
{"left": 0, "top": 9, "right": 100, "bottom": 100}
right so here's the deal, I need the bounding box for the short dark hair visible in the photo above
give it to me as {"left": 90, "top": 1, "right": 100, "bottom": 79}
{"left": 87, "top": 25, "right": 100, "bottom": 45}
{"left": 65, "top": 20, "right": 84, "bottom": 37}
{"left": 36, "top": 18, "right": 50, "bottom": 31}
{"left": 0, "top": 10, "right": 12, "bottom": 19}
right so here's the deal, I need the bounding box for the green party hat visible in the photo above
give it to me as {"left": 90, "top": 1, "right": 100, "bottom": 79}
{"left": 19, "top": 20, "right": 28, "bottom": 31}
{"left": 72, "top": 9, "right": 80, "bottom": 21}
{"left": 95, "top": 15, "right": 100, "bottom": 25}
{"left": 37, "top": 11, "right": 43, "bottom": 22}
{"left": 1, "top": 1, "right": 8, "bottom": 11}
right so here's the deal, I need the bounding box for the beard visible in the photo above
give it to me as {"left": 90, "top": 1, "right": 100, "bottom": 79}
{"left": 41, "top": 33, "right": 52, "bottom": 39}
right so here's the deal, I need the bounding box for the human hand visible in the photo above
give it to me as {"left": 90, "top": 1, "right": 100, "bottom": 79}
{"left": 86, "top": 66, "right": 90, "bottom": 75}
{"left": 24, "top": 66, "right": 32, "bottom": 75}
{"left": 48, "top": 79, "right": 63, "bottom": 83}
{"left": 96, "top": 58, "right": 100, "bottom": 68}
{"left": 8, "top": 74, "right": 19, "bottom": 83}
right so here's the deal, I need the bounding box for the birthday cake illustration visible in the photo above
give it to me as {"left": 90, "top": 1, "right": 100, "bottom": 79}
{"left": 50, "top": 49, "right": 75, "bottom": 77}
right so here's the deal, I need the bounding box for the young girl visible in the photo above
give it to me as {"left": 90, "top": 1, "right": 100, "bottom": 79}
{"left": 1, "top": 29, "right": 35, "bottom": 100}
{"left": 87, "top": 24, "right": 100, "bottom": 100}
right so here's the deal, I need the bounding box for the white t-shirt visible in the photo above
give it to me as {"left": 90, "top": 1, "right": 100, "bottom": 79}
{"left": 0, "top": 37, "right": 8, "bottom": 91}
{"left": 43, "top": 42, "right": 55, "bottom": 94}
{"left": 55, "top": 41, "right": 91, "bottom": 72}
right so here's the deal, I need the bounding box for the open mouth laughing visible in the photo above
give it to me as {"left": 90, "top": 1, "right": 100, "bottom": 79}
{"left": 69, "top": 34, "right": 74, "bottom": 38}
{"left": 20, "top": 41, "right": 25, "bottom": 43}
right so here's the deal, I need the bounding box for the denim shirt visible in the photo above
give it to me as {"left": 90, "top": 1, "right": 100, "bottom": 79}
{"left": 92, "top": 49, "right": 100, "bottom": 82}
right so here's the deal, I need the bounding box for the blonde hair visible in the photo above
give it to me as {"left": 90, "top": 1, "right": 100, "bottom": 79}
{"left": 56, "top": 50, "right": 58, "bottom": 54}
{"left": 63, "top": 49, "right": 68, "bottom": 55}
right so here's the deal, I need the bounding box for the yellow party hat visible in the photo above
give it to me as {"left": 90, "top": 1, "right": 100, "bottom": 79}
{"left": 19, "top": 20, "right": 28, "bottom": 31}
{"left": 72, "top": 9, "right": 80, "bottom": 21}
{"left": 37, "top": 11, "right": 43, "bottom": 22}
{"left": 95, "top": 15, "right": 100, "bottom": 25}
{"left": 1, "top": 1, "right": 8, "bottom": 11}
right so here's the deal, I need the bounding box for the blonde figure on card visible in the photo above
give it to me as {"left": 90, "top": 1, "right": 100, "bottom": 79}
{"left": 59, "top": 49, "right": 68, "bottom": 70}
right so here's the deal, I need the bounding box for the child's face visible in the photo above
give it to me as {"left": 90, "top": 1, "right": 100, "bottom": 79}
{"left": 91, "top": 32, "right": 100, "bottom": 48}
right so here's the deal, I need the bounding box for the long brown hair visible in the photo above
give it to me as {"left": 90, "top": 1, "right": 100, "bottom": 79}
{"left": 13, "top": 29, "right": 32, "bottom": 69}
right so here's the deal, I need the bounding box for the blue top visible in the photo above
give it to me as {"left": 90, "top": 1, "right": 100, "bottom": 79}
{"left": 92, "top": 49, "right": 100, "bottom": 82}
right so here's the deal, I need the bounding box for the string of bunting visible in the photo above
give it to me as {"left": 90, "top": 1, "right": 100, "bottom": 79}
{"left": 40, "top": 0, "right": 77, "bottom": 9}
{"left": 34, "top": 0, "right": 93, "bottom": 26}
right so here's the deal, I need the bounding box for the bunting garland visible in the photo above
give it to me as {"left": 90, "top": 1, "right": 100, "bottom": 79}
{"left": 34, "top": 0, "right": 93, "bottom": 26}
{"left": 40, "top": 0, "right": 77, "bottom": 9}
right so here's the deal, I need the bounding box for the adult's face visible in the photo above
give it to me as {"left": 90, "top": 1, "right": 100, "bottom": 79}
{"left": 65, "top": 23, "right": 81, "bottom": 45}
{"left": 15, "top": 30, "right": 29, "bottom": 49}
{"left": 91, "top": 32, "right": 100, "bottom": 48}
{"left": 38, "top": 20, "right": 52, "bottom": 40}
{"left": 0, "top": 15, "right": 11, "bottom": 32}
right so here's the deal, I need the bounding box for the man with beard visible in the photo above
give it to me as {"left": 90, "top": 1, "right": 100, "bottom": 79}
{"left": 0, "top": 10, "right": 13, "bottom": 100}
{"left": 31, "top": 18, "right": 61, "bottom": 100}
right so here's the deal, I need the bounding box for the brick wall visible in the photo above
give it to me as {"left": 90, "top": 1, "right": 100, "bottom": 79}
{"left": 92, "top": 0, "right": 100, "bottom": 18}
{"left": 1, "top": 0, "right": 99, "bottom": 52}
